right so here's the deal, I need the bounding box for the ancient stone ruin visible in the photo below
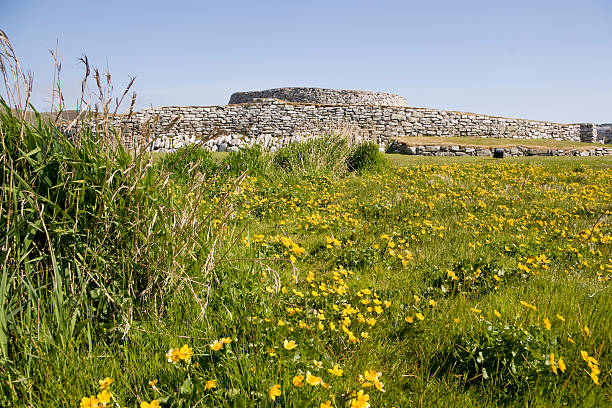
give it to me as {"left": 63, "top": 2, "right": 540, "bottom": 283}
{"left": 114, "top": 87, "right": 607, "bottom": 152}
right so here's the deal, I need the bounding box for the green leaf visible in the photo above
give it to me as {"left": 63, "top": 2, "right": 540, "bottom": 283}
{"left": 181, "top": 377, "right": 193, "bottom": 395}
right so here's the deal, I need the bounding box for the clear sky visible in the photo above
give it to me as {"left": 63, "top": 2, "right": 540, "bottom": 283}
{"left": 1, "top": 0, "right": 611, "bottom": 123}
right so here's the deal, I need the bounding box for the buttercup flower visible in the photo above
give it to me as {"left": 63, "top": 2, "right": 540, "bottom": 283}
{"left": 98, "top": 377, "right": 113, "bottom": 390}
{"left": 306, "top": 371, "right": 323, "bottom": 386}
{"left": 210, "top": 340, "right": 223, "bottom": 351}
{"left": 328, "top": 364, "right": 343, "bottom": 376}
{"left": 292, "top": 374, "right": 305, "bottom": 387}
{"left": 269, "top": 384, "right": 281, "bottom": 401}
{"left": 283, "top": 340, "right": 297, "bottom": 350}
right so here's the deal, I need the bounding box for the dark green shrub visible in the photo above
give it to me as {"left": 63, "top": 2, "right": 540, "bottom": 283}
{"left": 348, "top": 142, "right": 388, "bottom": 172}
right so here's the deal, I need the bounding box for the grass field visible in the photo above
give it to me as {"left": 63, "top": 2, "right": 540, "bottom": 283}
{"left": 392, "top": 136, "right": 606, "bottom": 150}
{"left": 3, "top": 31, "right": 609, "bottom": 407}
{"left": 2, "top": 97, "right": 611, "bottom": 407}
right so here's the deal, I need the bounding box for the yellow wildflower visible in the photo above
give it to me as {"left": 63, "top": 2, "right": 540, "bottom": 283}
{"left": 283, "top": 340, "right": 297, "bottom": 350}
{"left": 141, "top": 401, "right": 161, "bottom": 408}
{"left": 328, "top": 364, "right": 343, "bottom": 376}
{"left": 321, "top": 400, "right": 332, "bottom": 408}
{"left": 205, "top": 379, "right": 217, "bottom": 390}
{"left": 98, "top": 377, "right": 113, "bottom": 390}
{"left": 80, "top": 396, "right": 99, "bottom": 408}
{"left": 96, "top": 389, "right": 111, "bottom": 405}
{"left": 581, "top": 350, "right": 589, "bottom": 361}
{"left": 364, "top": 368, "right": 381, "bottom": 382}
{"left": 178, "top": 344, "right": 193, "bottom": 360}
{"left": 210, "top": 340, "right": 223, "bottom": 351}
{"left": 558, "top": 357, "right": 566, "bottom": 373}
{"left": 292, "top": 375, "right": 305, "bottom": 387}
{"left": 519, "top": 301, "right": 537, "bottom": 311}
{"left": 350, "top": 390, "right": 370, "bottom": 408}
{"left": 306, "top": 371, "right": 323, "bottom": 386}
{"left": 269, "top": 384, "right": 281, "bottom": 401}
{"left": 543, "top": 318, "right": 551, "bottom": 330}
{"left": 166, "top": 348, "right": 181, "bottom": 363}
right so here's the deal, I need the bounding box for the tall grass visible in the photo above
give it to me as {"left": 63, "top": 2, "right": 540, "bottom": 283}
{"left": 272, "top": 134, "right": 388, "bottom": 177}
{"left": 0, "top": 31, "right": 241, "bottom": 405}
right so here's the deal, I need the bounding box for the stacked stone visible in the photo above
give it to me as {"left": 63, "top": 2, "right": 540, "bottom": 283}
{"left": 579, "top": 123, "right": 600, "bottom": 143}
{"left": 596, "top": 124, "right": 612, "bottom": 144}
{"left": 229, "top": 87, "right": 409, "bottom": 107}
{"left": 387, "top": 141, "right": 612, "bottom": 157}
{"left": 109, "top": 85, "right": 611, "bottom": 152}
{"left": 118, "top": 97, "right": 590, "bottom": 152}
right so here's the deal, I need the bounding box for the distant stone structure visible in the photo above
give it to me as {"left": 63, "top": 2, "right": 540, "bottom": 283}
{"left": 597, "top": 124, "right": 612, "bottom": 144}
{"left": 229, "top": 87, "right": 409, "bottom": 107}
{"left": 114, "top": 87, "right": 605, "bottom": 152}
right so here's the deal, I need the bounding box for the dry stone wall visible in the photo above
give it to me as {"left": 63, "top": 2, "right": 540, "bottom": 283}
{"left": 597, "top": 124, "right": 612, "bottom": 143}
{"left": 388, "top": 140, "right": 612, "bottom": 157}
{"left": 117, "top": 97, "right": 593, "bottom": 152}
{"left": 113, "top": 88, "right": 606, "bottom": 151}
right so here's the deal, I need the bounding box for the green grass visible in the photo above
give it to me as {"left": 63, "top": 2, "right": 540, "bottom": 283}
{"left": 386, "top": 153, "right": 612, "bottom": 168}
{"left": 2, "top": 103, "right": 611, "bottom": 407}
{"left": 392, "top": 136, "right": 607, "bottom": 150}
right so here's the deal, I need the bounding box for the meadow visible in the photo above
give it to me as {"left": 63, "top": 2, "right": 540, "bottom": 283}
{"left": 2, "top": 100, "right": 611, "bottom": 407}
{"left": 1, "top": 35, "right": 611, "bottom": 408}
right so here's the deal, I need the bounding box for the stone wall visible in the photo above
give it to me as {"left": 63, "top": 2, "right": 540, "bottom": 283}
{"left": 579, "top": 123, "right": 599, "bottom": 143}
{"left": 388, "top": 141, "right": 612, "bottom": 157}
{"left": 117, "top": 97, "right": 592, "bottom": 152}
{"left": 597, "top": 124, "right": 612, "bottom": 143}
{"left": 229, "top": 87, "right": 409, "bottom": 107}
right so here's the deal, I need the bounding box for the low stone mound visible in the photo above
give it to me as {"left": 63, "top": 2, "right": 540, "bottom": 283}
{"left": 228, "top": 87, "right": 409, "bottom": 107}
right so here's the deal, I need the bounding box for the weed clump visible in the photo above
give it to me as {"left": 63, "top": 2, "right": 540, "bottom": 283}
{"left": 272, "top": 134, "right": 389, "bottom": 177}
{"left": 348, "top": 142, "right": 389, "bottom": 172}
{"left": 222, "top": 144, "right": 269, "bottom": 176}
{"left": 159, "top": 144, "right": 218, "bottom": 181}
{"left": 272, "top": 134, "right": 353, "bottom": 177}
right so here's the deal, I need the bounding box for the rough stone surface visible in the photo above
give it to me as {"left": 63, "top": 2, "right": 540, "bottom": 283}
{"left": 110, "top": 88, "right": 607, "bottom": 152}
{"left": 229, "top": 87, "right": 409, "bottom": 106}
{"left": 387, "top": 141, "right": 612, "bottom": 157}
{"left": 597, "top": 124, "right": 612, "bottom": 144}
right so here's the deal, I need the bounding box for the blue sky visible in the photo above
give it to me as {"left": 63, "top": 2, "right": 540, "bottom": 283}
{"left": 1, "top": 0, "right": 611, "bottom": 123}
